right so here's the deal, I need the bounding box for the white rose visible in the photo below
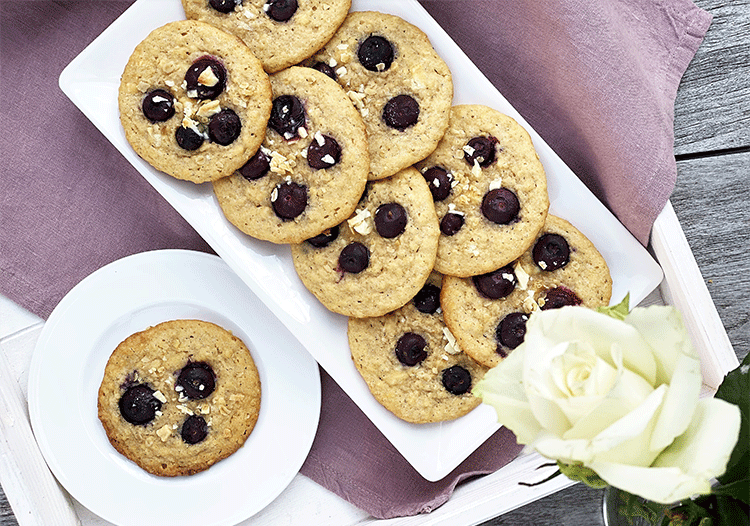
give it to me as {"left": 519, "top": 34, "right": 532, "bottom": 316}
{"left": 474, "top": 305, "right": 741, "bottom": 504}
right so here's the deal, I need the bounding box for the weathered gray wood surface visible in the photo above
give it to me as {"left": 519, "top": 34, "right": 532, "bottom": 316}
{"left": 0, "top": 0, "right": 747, "bottom": 524}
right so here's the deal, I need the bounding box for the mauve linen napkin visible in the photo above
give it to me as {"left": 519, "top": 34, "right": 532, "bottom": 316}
{"left": 0, "top": 0, "right": 710, "bottom": 520}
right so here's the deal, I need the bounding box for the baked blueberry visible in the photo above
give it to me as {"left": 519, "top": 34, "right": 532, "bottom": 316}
{"left": 175, "top": 125, "right": 205, "bottom": 151}
{"left": 481, "top": 188, "right": 520, "bottom": 225}
{"left": 382, "top": 95, "right": 419, "bottom": 131}
{"left": 119, "top": 384, "right": 162, "bottom": 426}
{"left": 176, "top": 362, "right": 216, "bottom": 400}
{"left": 269, "top": 94, "right": 306, "bottom": 140}
{"left": 464, "top": 136, "right": 497, "bottom": 167}
{"left": 472, "top": 265, "right": 516, "bottom": 299}
{"left": 307, "top": 225, "right": 340, "bottom": 248}
{"left": 141, "top": 89, "right": 175, "bottom": 122}
{"left": 307, "top": 134, "right": 341, "bottom": 169}
{"left": 496, "top": 312, "right": 528, "bottom": 350}
{"left": 422, "top": 166, "right": 452, "bottom": 201}
{"left": 209, "top": 0, "right": 238, "bottom": 13}
{"left": 310, "top": 61, "right": 337, "bottom": 80}
{"left": 440, "top": 212, "right": 464, "bottom": 236}
{"left": 239, "top": 148, "right": 271, "bottom": 180}
{"left": 184, "top": 56, "right": 227, "bottom": 100}
{"left": 541, "top": 287, "right": 581, "bottom": 309}
{"left": 339, "top": 242, "right": 369, "bottom": 273}
{"left": 264, "top": 0, "right": 297, "bottom": 22}
{"left": 357, "top": 35, "right": 394, "bottom": 72}
{"left": 413, "top": 283, "right": 441, "bottom": 314}
{"left": 395, "top": 332, "right": 427, "bottom": 366}
{"left": 181, "top": 415, "right": 209, "bottom": 444}
{"left": 533, "top": 233, "right": 570, "bottom": 271}
{"left": 374, "top": 202, "right": 407, "bottom": 238}
{"left": 272, "top": 181, "right": 307, "bottom": 219}
{"left": 441, "top": 365, "right": 472, "bottom": 395}
{"left": 208, "top": 108, "right": 241, "bottom": 145}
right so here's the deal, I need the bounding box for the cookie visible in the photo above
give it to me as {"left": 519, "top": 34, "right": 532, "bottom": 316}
{"left": 414, "top": 105, "right": 550, "bottom": 278}
{"left": 213, "top": 66, "right": 369, "bottom": 244}
{"left": 290, "top": 166, "right": 439, "bottom": 318}
{"left": 97, "top": 319, "right": 261, "bottom": 477}
{"left": 348, "top": 273, "right": 486, "bottom": 423}
{"left": 181, "top": 0, "right": 351, "bottom": 73}
{"left": 441, "top": 215, "right": 612, "bottom": 368}
{"left": 118, "top": 20, "right": 272, "bottom": 184}
{"left": 305, "top": 11, "right": 453, "bottom": 180}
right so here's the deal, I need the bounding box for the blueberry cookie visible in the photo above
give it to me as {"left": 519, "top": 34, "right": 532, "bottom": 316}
{"left": 348, "top": 273, "right": 486, "bottom": 423}
{"left": 181, "top": 0, "right": 351, "bottom": 73}
{"left": 97, "top": 319, "right": 261, "bottom": 477}
{"left": 414, "top": 105, "right": 550, "bottom": 278}
{"left": 213, "top": 66, "right": 369, "bottom": 244}
{"left": 290, "top": 166, "right": 439, "bottom": 318}
{"left": 441, "top": 215, "right": 612, "bottom": 368}
{"left": 118, "top": 20, "right": 272, "bottom": 183}
{"left": 305, "top": 11, "right": 453, "bottom": 180}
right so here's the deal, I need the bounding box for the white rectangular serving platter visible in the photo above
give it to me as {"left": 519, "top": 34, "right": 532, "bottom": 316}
{"left": 58, "top": 0, "right": 663, "bottom": 482}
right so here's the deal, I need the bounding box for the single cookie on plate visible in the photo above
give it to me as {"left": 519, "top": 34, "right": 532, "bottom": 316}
{"left": 414, "top": 105, "right": 550, "bottom": 278}
{"left": 304, "top": 11, "right": 453, "bottom": 180}
{"left": 181, "top": 0, "right": 351, "bottom": 73}
{"left": 290, "top": 166, "right": 439, "bottom": 318}
{"left": 118, "top": 20, "right": 272, "bottom": 184}
{"left": 97, "top": 319, "right": 261, "bottom": 477}
{"left": 348, "top": 273, "right": 486, "bottom": 424}
{"left": 441, "top": 215, "right": 612, "bottom": 368}
{"left": 213, "top": 66, "right": 369, "bottom": 244}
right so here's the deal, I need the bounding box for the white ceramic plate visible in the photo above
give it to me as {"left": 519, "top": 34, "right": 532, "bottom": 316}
{"left": 58, "top": 0, "right": 663, "bottom": 481}
{"left": 27, "top": 250, "right": 321, "bottom": 526}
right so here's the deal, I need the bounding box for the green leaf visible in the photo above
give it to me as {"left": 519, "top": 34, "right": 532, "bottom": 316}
{"left": 557, "top": 461, "right": 608, "bottom": 488}
{"left": 714, "top": 494, "right": 750, "bottom": 526}
{"left": 597, "top": 293, "right": 630, "bottom": 320}
{"left": 714, "top": 353, "right": 750, "bottom": 499}
{"left": 711, "top": 479, "right": 750, "bottom": 504}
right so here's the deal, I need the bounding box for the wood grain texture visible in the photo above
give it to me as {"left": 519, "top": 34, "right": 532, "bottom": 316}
{"left": 672, "top": 151, "right": 750, "bottom": 363}
{"left": 673, "top": 0, "right": 750, "bottom": 155}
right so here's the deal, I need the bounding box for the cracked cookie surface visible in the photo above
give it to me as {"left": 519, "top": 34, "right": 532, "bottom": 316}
{"left": 441, "top": 215, "right": 612, "bottom": 368}
{"left": 118, "top": 20, "right": 272, "bottom": 183}
{"left": 213, "top": 66, "right": 369, "bottom": 244}
{"left": 97, "top": 319, "right": 261, "bottom": 477}
{"left": 305, "top": 11, "right": 453, "bottom": 180}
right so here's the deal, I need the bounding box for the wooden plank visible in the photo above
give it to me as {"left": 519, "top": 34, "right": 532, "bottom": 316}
{"left": 671, "top": 151, "right": 750, "bottom": 362}
{"left": 674, "top": 0, "right": 750, "bottom": 155}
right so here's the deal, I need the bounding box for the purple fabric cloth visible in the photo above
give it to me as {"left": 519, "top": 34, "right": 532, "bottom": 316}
{"left": 418, "top": 0, "right": 712, "bottom": 245}
{"left": 0, "top": 0, "right": 710, "bottom": 520}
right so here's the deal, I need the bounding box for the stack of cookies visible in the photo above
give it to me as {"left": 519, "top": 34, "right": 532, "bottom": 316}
{"left": 117, "top": 4, "right": 612, "bottom": 428}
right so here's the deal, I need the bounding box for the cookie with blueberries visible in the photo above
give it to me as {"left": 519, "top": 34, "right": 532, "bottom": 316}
{"left": 97, "top": 319, "right": 261, "bottom": 477}
{"left": 213, "top": 66, "right": 369, "bottom": 244}
{"left": 118, "top": 20, "right": 272, "bottom": 184}
{"left": 304, "top": 11, "right": 453, "bottom": 180}
{"left": 414, "top": 105, "right": 550, "bottom": 278}
{"left": 290, "top": 166, "right": 439, "bottom": 318}
{"left": 181, "top": 0, "right": 351, "bottom": 73}
{"left": 348, "top": 273, "right": 486, "bottom": 424}
{"left": 441, "top": 215, "right": 612, "bottom": 368}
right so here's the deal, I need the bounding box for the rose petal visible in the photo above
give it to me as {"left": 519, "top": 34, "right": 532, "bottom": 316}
{"left": 625, "top": 306, "right": 696, "bottom": 385}
{"left": 649, "top": 353, "right": 701, "bottom": 451}
{"left": 651, "top": 397, "right": 741, "bottom": 487}
{"left": 590, "top": 398, "right": 740, "bottom": 503}
{"left": 530, "top": 308, "right": 657, "bottom": 385}
{"left": 563, "top": 366, "right": 653, "bottom": 441}
{"left": 473, "top": 350, "right": 542, "bottom": 444}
